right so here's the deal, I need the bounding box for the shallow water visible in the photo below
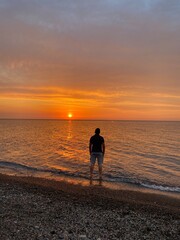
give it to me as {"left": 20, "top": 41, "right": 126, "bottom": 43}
{"left": 0, "top": 120, "right": 180, "bottom": 194}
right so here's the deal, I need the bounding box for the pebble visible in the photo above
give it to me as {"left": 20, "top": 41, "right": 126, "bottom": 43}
{"left": 0, "top": 180, "right": 179, "bottom": 240}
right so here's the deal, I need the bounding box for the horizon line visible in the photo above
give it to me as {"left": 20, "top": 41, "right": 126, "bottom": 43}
{"left": 0, "top": 118, "right": 179, "bottom": 122}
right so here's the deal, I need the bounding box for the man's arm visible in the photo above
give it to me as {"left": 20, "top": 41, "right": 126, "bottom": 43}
{"left": 102, "top": 142, "right": 105, "bottom": 155}
{"left": 89, "top": 142, "right": 93, "bottom": 155}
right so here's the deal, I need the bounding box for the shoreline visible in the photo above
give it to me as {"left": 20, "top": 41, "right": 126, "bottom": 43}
{"left": 0, "top": 173, "right": 180, "bottom": 213}
{"left": 0, "top": 173, "right": 180, "bottom": 239}
{"left": 1, "top": 166, "right": 180, "bottom": 199}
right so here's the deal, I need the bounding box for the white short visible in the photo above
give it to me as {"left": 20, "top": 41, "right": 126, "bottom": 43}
{"left": 90, "top": 152, "right": 104, "bottom": 166}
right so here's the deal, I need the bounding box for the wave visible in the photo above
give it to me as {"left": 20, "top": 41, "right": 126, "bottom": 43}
{"left": 103, "top": 173, "right": 180, "bottom": 193}
{"left": 0, "top": 161, "right": 71, "bottom": 175}
{"left": 0, "top": 161, "right": 179, "bottom": 193}
{"left": 141, "top": 183, "right": 180, "bottom": 193}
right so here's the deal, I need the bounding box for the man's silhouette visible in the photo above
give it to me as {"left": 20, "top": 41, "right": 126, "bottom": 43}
{"left": 89, "top": 128, "right": 105, "bottom": 180}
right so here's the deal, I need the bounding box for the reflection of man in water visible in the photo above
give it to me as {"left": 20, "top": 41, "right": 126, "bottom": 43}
{"left": 89, "top": 128, "right": 105, "bottom": 180}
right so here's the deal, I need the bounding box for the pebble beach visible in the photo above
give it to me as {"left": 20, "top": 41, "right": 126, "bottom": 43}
{"left": 0, "top": 173, "right": 179, "bottom": 240}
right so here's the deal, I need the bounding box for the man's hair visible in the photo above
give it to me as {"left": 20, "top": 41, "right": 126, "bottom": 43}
{"left": 95, "top": 128, "right": 100, "bottom": 134}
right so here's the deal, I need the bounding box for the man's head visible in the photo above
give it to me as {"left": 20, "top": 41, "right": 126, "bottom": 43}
{"left": 95, "top": 128, "right": 100, "bottom": 134}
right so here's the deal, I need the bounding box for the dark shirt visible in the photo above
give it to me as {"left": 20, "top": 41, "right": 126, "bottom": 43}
{"left": 90, "top": 134, "right": 104, "bottom": 152}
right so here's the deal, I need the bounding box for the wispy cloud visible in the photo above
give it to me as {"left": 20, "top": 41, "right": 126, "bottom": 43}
{"left": 0, "top": 0, "right": 180, "bottom": 119}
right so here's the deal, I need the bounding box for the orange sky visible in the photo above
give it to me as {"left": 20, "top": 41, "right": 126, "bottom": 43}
{"left": 0, "top": 0, "right": 180, "bottom": 120}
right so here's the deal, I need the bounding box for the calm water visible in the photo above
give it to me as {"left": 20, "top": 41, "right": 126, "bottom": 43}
{"left": 0, "top": 120, "right": 180, "bottom": 193}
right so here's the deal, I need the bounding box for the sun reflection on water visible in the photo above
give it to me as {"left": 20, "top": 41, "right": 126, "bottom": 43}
{"left": 67, "top": 120, "right": 72, "bottom": 139}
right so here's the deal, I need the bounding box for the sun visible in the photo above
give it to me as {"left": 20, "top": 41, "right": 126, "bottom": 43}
{"left": 68, "top": 113, "right": 73, "bottom": 118}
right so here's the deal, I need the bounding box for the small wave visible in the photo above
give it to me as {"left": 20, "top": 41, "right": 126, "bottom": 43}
{"left": 103, "top": 173, "right": 138, "bottom": 185}
{"left": 0, "top": 161, "right": 70, "bottom": 175}
{"left": 103, "top": 172, "right": 180, "bottom": 193}
{"left": 0, "top": 161, "right": 92, "bottom": 181}
{"left": 0, "top": 161, "right": 180, "bottom": 193}
{"left": 0, "top": 161, "right": 39, "bottom": 171}
{"left": 141, "top": 183, "right": 180, "bottom": 193}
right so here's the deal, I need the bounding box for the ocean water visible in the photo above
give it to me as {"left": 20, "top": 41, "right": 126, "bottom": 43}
{"left": 0, "top": 120, "right": 180, "bottom": 194}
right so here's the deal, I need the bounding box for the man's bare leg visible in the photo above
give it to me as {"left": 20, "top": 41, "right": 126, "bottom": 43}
{"left": 98, "top": 164, "right": 102, "bottom": 180}
{"left": 90, "top": 164, "right": 95, "bottom": 179}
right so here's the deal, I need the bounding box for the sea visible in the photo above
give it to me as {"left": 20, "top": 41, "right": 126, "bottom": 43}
{"left": 0, "top": 120, "right": 180, "bottom": 196}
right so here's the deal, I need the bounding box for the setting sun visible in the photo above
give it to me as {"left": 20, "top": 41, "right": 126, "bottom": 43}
{"left": 68, "top": 113, "right": 73, "bottom": 118}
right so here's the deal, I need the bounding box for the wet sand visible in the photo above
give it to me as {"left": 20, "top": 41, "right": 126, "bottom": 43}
{"left": 0, "top": 173, "right": 179, "bottom": 239}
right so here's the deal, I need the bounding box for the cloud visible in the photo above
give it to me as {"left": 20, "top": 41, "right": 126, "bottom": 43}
{"left": 0, "top": 0, "right": 180, "bottom": 119}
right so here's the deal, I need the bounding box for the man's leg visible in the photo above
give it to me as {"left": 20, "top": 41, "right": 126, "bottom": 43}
{"left": 90, "top": 164, "right": 95, "bottom": 179}
{"left": 98, "top": 153, "right": 103, "bottom": 179}
{"left": 90, "top": 153, "right": 96, "bottom": 179}
{"left": 98, "top": 164, "right": 102, "bottom": 179}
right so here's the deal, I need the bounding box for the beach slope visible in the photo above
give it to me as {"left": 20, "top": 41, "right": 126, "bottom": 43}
{"left": 0, "top": 173, "right": 179, "bottom": 239}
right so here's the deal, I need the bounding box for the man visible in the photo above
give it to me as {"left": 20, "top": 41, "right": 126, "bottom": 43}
{"left": 89, "top": 128, "right": 105, "bottom": 180}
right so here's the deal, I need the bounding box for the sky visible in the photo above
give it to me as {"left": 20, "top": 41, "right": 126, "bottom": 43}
{"left": 0, "top": 0, "right": 180, "bottom": 120}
